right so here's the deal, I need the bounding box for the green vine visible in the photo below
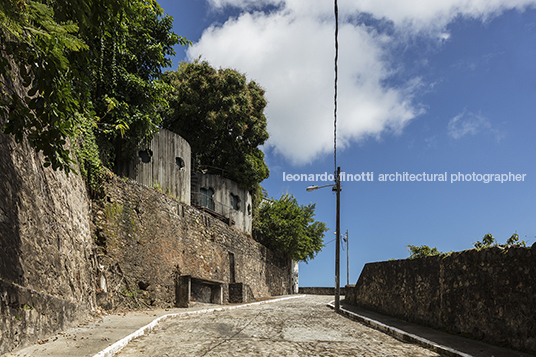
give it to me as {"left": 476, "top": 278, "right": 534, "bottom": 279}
{"left": 74, "top": 113, "right": 106, "bottom": 199}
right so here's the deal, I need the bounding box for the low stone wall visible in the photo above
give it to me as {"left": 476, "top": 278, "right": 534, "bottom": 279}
{"left": 344, "top": 284, "right": 355, "bottom": 302}
{"left": 346, "top": 247, "right": 536, "bottom": 353}
{"left": 299, "top": 287, "right": 346, "bottom": 295}
{"left": 93, "top": 175, "right": 292, "bottom": 309}
{"left": 0, "top": 280, "right": 87, "bottom": 354}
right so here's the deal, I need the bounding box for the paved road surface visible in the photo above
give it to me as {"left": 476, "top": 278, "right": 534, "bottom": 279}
{"left": 116, "top": 295, "right": 442, "bottom": 356}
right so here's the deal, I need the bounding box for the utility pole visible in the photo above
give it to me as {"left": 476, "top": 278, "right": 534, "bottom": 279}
{"left": 345, "top": 229, "right": 349, "bottom": 286}
{"left": 335, "top": 166, "right": 341, "bottom": 312}
{"left": 306, "top": 173, "right": 342, "bottom": 313}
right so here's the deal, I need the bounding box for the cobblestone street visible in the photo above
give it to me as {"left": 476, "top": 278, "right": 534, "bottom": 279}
{"left": 116, "top": 296, "right": 443, "bottom": 356}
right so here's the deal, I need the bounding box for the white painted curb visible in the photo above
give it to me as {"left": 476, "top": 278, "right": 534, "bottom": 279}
{"left": 93, "top": 295, "right": 306, "bottom": 357}
{"left": 327, "top": 301, "right": 473, "bottom": 357}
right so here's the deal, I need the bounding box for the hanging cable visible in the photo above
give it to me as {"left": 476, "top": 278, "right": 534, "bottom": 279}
{"left": 334, "top": 0, "right": 339, "bottom": 181}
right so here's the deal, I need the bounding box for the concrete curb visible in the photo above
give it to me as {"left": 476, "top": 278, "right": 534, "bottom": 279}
{"left": 93, "top": 295, "right": 306, "bottom": 357}
{"left": 327, "top": 301, "right": 473, "bottom": 357}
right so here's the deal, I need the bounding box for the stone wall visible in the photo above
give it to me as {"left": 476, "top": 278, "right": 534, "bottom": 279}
{"left": 0, "top": 279, "right": 87, "bottom": 355}
{"left": 93, "top": 175, "right": 292, "bottom": 309}
{"left": 0, "top": 127, "right": 96, "bottom": 353}
{"left": 299, "top": 287, "right": 347, "bottom": 295}
{"left": 346, "top": 247, "right": 536, "bottom": 353}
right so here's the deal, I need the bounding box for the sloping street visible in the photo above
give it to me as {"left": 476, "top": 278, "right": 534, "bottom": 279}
{"left": 116, "top": 295, "right": 442, "bottom": 357}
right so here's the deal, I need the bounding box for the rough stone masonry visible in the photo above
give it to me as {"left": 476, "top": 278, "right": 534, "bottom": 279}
{"left": 92, "top": 173, "right": 292, "bottom": 310}
{"left": 346, "top": 246, "right": 536, "bottom": 353}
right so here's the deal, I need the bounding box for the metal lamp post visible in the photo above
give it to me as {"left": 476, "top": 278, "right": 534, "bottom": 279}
{"left": 346, "top": 229, "right": 349, "bottom": 286}
{"left": 306, "top": 166, "right": 341, "bottom": 312}
{"left": 334, "top": 167, "right": 341, "bottom": 312}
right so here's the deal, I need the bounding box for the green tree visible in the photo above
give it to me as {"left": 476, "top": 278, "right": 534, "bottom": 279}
{"left": 473, "top": 233, "right": 496, "bottom": 249}
{"left": 473, "top": 233, "right": 527, "bottom": 249}
{"left": 407, "top": 245, "right": 442, "bottom": 259}
{"left": 505, "top": 233, "right": 527, "bottom": 246}
{"left": 1, "top": 0, "right": 190, "bottom": 173}
{"left": 254, "top": 194, "right": 327, "bottom": 262}
{"left": 1, "top": 0, "right": 89, "bottom": 172}
{"left": 506, "top": 233, "right": 520, "bottom": 245}
{"left": 84, "top": 0, "right": 190, "bottom": 167}
{"left": 162, "top": 59, "right": 269, "bottom": 192}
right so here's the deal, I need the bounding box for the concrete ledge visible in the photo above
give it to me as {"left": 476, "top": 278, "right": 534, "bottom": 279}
{"left": 327, "top": 301, "right": 471, "bottom": 357}
{"left": 176, "top": 275, "right": 224, "bottom": 308}
{"left": 93, "top": 295, "right": 306, "bottom": 357}
{"left": 329, "top": 301, "right": 533, "bottom": 357}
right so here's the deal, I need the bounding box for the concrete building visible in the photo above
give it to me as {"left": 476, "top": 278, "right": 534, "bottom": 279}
{"left": 191, "top": 172, "right": 253, "bottom": 235}
{"left": 116, "top": 129, "right": 191, "bottom": 204}
{"left": 117, "top": 129, "right": 253, "bottom": 235}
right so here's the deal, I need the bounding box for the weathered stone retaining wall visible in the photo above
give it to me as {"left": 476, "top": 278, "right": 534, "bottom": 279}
{"left": 93, "top": 175, "right": 292, "bottom": 309}
{"left": 0, "top": 128, "right": 95, "bottom": 353}
{"left": 0, "top": 279, "right": 87, "bottom": 355}
{"left": 346, "top": 247, "right": 536, "bottom": 353}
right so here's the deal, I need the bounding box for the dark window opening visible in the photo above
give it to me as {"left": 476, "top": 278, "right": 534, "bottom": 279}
{"left": 175, "top": 157, "right": 185, "bottom": 169}
{"left": 229, "top": 252, "right": 236, "bottom": 283}
{"left": 139, "top": 149, "right": 152, "bottom": 163}
{"left": 247, "top": 204, "right": 252, "bottom": 215}
{"left": 138, "top": 281, "right": 150, "bottom": 291}
{"left": 230, "top": 193, "right": 240, "bottom": 210}
{"left": 200, "top": 187, "right": 214, "bottom": 210}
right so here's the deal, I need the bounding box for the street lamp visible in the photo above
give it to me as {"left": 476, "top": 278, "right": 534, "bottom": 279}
{"left": 306, "top": 184, "right": 337, "bottom": 192}
{"left": 306, "top": 167, "right": 342, "bottom": 312}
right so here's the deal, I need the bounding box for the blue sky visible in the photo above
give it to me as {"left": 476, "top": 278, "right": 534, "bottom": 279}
{"left": 158, "top": 0, "right": 536, "bottom": 287}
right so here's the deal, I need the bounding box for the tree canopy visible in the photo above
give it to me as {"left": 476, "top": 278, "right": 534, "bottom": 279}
{"left": 0, "top": 0, "right": 189, "bottom": 173}
{"left": 407, "top": 245, "right": 442, "bottom": 259}
{"left": 406, "top": 232, "right": 528, "bottom": 260}
{"left": 473, "top": 233, "right": 527, "bottom": 249}
{"left": 1, "top": 0, "right": 90, "bottom": 171}
{"left": 161, "top": 59, "right": 270, "bottom": 192}
{"left": 84, "top": 0, "right": 189, "bottom": 167}
{"left": 254, "top": 194, "right": 327, "bottom": 262}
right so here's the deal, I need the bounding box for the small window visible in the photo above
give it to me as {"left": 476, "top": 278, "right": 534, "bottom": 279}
{"left": 175, "top": 157, "right": 185, "bottom": 169}
{"left": 247, "top": 204, "right": 251, "bottom": 215}
{"left": 139, "top": 149, "right": 152, "bottom": 163}
{"left": 200, "top": 187, "right": 215, "bottom": 210}
{"left": 230, "top": 193, "right": 240, "bottom": 210}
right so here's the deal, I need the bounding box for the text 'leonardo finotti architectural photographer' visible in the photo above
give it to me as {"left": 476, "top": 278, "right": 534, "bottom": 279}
{"left": 283, "top": 171, "right": 527, "bottom": 184}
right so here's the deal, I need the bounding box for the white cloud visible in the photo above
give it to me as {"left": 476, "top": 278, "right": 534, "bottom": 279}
{"left": 448, "top": 110, "right": 505, "bottom": 141}
{"left": 439, "top": 32, "right": 451, "bottom": 42}
{"left": 188, "top": 11, "right": 421, "bottom": 164}
{"left": 447, "top": 110, "right": 491, "bottom": 139}
{"left": 188, "top": 0, "right": 535, "bottom": 165}
{"left": 209, "top": 0, "right": 536, "bottom": 32}
{"left": 207, "top": 0, "right": 281, "bottom": 9}
{"left": 425, "top": 135, "right": 438, "bottom": 149}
